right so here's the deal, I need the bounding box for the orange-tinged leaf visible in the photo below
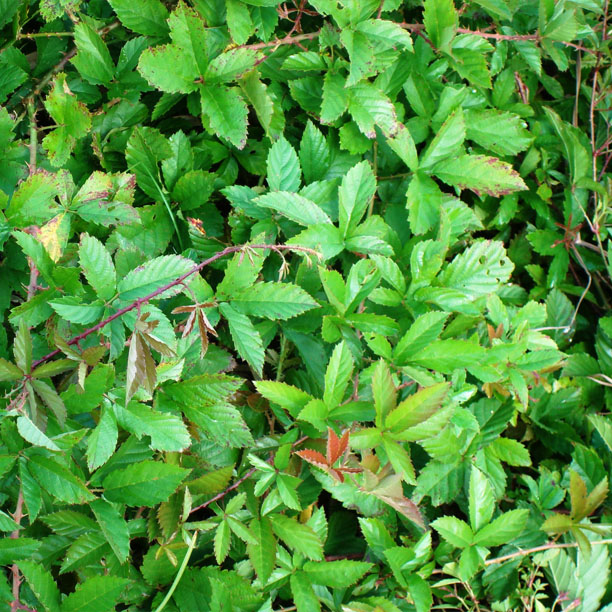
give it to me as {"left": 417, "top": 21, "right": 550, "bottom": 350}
{"left": 296, "top": 449, "right": 329, "bottom": 469}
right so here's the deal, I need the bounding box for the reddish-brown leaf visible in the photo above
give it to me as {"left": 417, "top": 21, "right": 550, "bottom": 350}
{"left": 296, "top": 449, "right": 329, "bottom": 469}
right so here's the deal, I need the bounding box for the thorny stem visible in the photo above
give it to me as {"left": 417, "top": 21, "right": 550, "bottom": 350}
{"left": 31, "top": 243, "right": 319, "bottom": 370}
{"left": 484, "top": 538, "right": 612, "bottom": 566}
{"left": 9, "top": 492, "right": 24, "bottom": 612}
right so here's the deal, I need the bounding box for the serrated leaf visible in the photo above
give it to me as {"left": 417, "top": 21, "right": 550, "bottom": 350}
{"left": 230, "top": 282, "right": 318, "bottom": 320}
{"left": 255, "top": 381, "right": 313, "bottom": 416}
{"left": 102, "top": 460, "right": 189, "bottom": 506}
{"left": 61, "top": 576, "right": 129, "bottom": 612}
{"left": 348, "top": 82, "right": 398, "bottom": 139}
{"left": 207, "top": 48, "right": 261, "bottom": 84}
{"left": 270, "top": 514, "right": 324, "bottom": 560}
{"left": 71, "top": 22, "right": 115, "bottom": 85}
{"left": 0, "top": 357, "right": 23, "bottom": 381}
{"left": 433, "top": 155, "right": 527, "bottom": 197}
{"left": 118, "top": 255, "right": 194, "bottom": 301}
{"left": 0, "top": 538, "right": 40, "bottom": 565}
{"left": 247, "top": 517, "right": 276, "bottom": 583}
{"left": 267, "top": 135, "right": 301, "bottom": 192}
{"left": 90, "top": 499, "right": 130, "bottom": 564}
{"left": 78, "top": 234, "right": 117, "bottom": 301}
{"left": 17, "top": 415, "right": 60, "bottom": 451}
{"left": 290, "top": 572, "right": 320, "bottom": 612}
{"left": 108, "top": 0, "right": 169, "bottom": 36}
{"left": 339, "top": 161, "right": 376, "bottom": 237}
{"left": 420, "top": 108, "right": 465, "bottom": 169}
{"left": 465, "top": 109, "right": 532, "bottom": 156}
{"left": 323, "top": 341, "right": 354, "bottom": 409}
{"left": 114, "top": 402, "right": 191, "bottom": 452}
{"left": 219, "top": 303, "right": 264, "bottom": 376}
{"left": 200, "top": 85, "right": 248, "bottom": 150}
{"left": 254, "top": 191, "right": 330, "bottom": 226}
{"left": 473, "top": 509, "right": 529, "bottom": 546}
{"left": 424, "top": 0, "right": 458, "bottom": 52}
{"left": 86, "top": 405, "right": 118, "bottom": 471}
{"left": 303, "top": 559, "right": 373, "bottom": 587}
{"left": 469, "top": 466, "right": 495, "bottom": 532}
{"left": 431, "top": 516, "right": 473, "bottom": 548}
{"left": 184, "top": 402, "right": 254, "bottom": 447}
{"left": 19, "top": 561, "right": 61, "bottom": 612}
{"left": 385, "top": 382, "right": 449, "bottom": 433}
{"left": 29, "top": 454, "right": 94, "bottom": 504}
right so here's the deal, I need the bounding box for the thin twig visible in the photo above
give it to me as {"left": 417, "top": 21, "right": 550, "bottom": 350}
{"left": 485, "top": 538, "right": 612, "bottom": 566}
{"left": 31, "top": 244, "right": 319, "bottom": 370}
{"left": 190, "top": 468, "right": 257, "bottom": 515}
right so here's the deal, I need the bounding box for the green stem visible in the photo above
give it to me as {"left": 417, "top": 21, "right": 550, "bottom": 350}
{"left": 276, "top": 334, "right": 288, "bottom": 381}
{"left": 152, "top": 531, "right": 199, "bottom": 612}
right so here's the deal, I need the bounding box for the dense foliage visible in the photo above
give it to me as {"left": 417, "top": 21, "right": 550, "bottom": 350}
{"left": 0, "top": 0, "right": 611, "bottom": 610}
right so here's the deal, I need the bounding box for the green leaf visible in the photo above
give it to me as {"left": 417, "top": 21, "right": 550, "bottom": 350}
{"left": 341, "top": 29, "right": 375, "bottom": 87}
{"left": 247, "top": 517, "right": 276, "bottom": 583}
{"left": 386, "top": 123, "right": 418, "bottom": 172}
{"left": 6, "top": 172, "right": 59, "bottom": 225}
{"left": 465, "top": 109, "right": 532, "bottom": 156}
{"left": 423, "top": 0, "right": 458, "bottom": 52}
{"left": 226, "top": 0, "right": 255, "bottom": 44}
{"left": 102, "top": 460, "right": 190, "bottom": 506}
{"left": 469, "top": 466, "right": 495, "bottom": 532}
{"left": 473, "top": 509, "right": 529, "bottom": 546}
{"left": 255, "top": 381, "right": 312, "bottom": 416}
{"left": 355, "top": 19, "right": 413, "bottom": 51}
{"left": 214, "top": 520, "right": 231, "bottom": 564}
{"left": 0, "top": 357, "right": 23, "bottom": 381}
{"left": 303, "top": 559, "right": 373, "bottom": 587}
{"left": 420, "top": 108, "right": 465, "bottom": 170}
{"left": 125, "top": 126, "right": 171, "bottom": 201}
{"left": 230, "top": 282, "right": 318, "bottom": 320}
{"left": 138, "top": 45, "right": 199, "bottom": 94}
{"left": 431, "top": 516, "right": 473, "bottom": 548}
{"left": 61, "top": 576, "right": 129, "bottom": 612}
{"left": 114, "top": 402, "right": 191, "bottom": 452}
{"left": 29, "top": 454, "right": 94, "bottom": 504}
{"left": 86, "top": 405, "right": 118, "bottom": 471}
{"left": 219, "top": 303, "right": 264, "bottom": 376}
{"left": 239, "top": 70, "right": 285, "bottom": 140}
{"left": 42, "top": 74, "right": 92, "bottom": 166}
{"left": 118, "top": 255, "right": 194, "bottom": 301}
{"left": 433, "top": 155, "right": 528, "bottom": 197}
{"left": 323, "top": 341, "right": 354, "bottom": 409}
{"left": 339, "top": 161, "right": 376, "bottom": 237}
{"left": 394, "top": 312, "right": 449, "bottom": 365}
{"left": 348, "top": 82, "right": 398, "bottom": 138}
{"left": 207, "top": 49, "right": 261, "bottom": 84}
{"left": 267, "top": 135, "right": 301, "bottom": 192}
{"left": 90, "top": 499, "right": 130, "bottom": 564}
{"left": 385, "top": 383, "right": 449, "bottom": 433}
{"left": 17, "top": 415, "right": 60, "bottom": 451}
{"left": 49, "top": 297, "right": 105, "bottom": 325}
{"left": 185, "top": 402, "right": 254, "bottom": 447}
{"left": 255, "top": 191, "right": 331, "bottom": 226}
{"left": 409, "top": 339, "right": 487, "bottom": 373}
{"left": 290, "top": 572, "right": 321, "bottom": 612}
{"left": 438, "top": 240, "right": 514, "bottom": 299}
{"left": 168, "top": 2, "right": 209, "bottom": 75}
{"left": 71, "top": 22, "right": 115, "bottom": 85}
{"left": 200, "top": 85, "right": 248, "bottom": 149}
{"left": 108, "top": 0, "right": 169, "bottom": 36}
{"left": 320, "top": 71, "right": 348, "bottom": 124}
{"left": 79, "top": 234, "right": 117, "bottom": 302}
{"left": 172, "top": 170, "right": 215, "bottom": 210}
{"left": 270, "top": 514, "right": 324, "bottom": 560}
{"left": 0, "top": 538, "right": 40, "bottom": 565}
{"left": 18, "top": 561, "right": 61, "bottom": 612}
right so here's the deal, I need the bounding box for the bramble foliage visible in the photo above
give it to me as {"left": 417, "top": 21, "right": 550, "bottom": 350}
{"left": 0, "top": 0, "right": 611, "bottom": 611}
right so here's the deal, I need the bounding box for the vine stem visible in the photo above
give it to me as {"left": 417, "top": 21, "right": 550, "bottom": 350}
{"left": 152, "top": 530, "right": 199, "bottom": 612}
{"left": 484, "top": 538, "right": 612, "bottom": 566}
{"left": 31, "top": 244, "right": 319, "bottom": 370}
